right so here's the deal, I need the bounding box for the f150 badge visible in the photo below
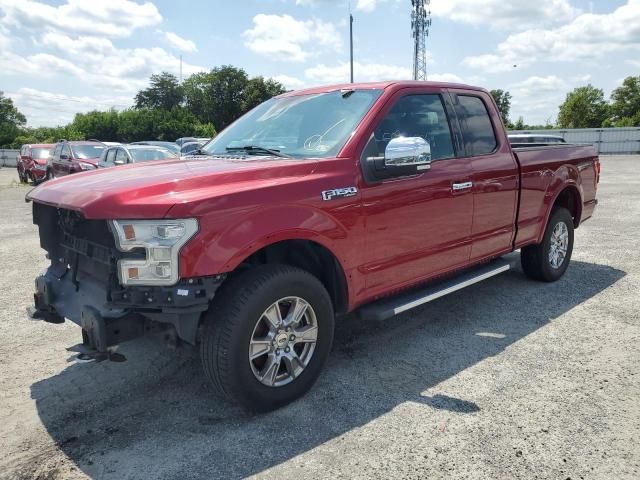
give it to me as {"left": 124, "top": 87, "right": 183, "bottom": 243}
{"left": 322, "top": 187, "right": 358, "bottom": 201}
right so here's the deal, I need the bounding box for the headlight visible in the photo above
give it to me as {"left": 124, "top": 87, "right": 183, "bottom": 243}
{"left": 110, "top": 219, "right": 198, "bottom": 286}
{"left": 79, "top": 162, "right": 96, "bottom": 170}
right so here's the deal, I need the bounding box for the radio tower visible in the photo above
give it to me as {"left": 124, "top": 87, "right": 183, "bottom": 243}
{"left": 411, "top": 0, "right": 431, "bottom": 81}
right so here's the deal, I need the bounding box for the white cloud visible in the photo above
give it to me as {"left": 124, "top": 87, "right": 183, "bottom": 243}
{"left": 271, "top": 75, "right": 306, "bottom": 90}
{"left": 463, "top": 0, "right": 640, "bottom": 72}
{"left": 163, "top": 31, "right": 197, "bottom": 53}
{"left": 243, "top": 14, "right": 342, "bottom": 62}
{"left": 431, "top": 0, "right": 579, "bottom": 30}
{"left": 356, "top": 0, "right": 377, "bottom": 12}
{"left": 41, "top": 32, "right": 114, "bottom": 55}
{"left": 305, "top": 62, "right": 411, "bottom": 84}
{"left": 0, "top": 0, "right": 162, "bottom": 38}
{"left": 7, "top": 87, "right": 133, "bottom": 126}
{"left": 508, "top": 75, "right": 569, "bottom": 124}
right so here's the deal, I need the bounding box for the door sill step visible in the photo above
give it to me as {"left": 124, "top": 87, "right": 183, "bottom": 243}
{"left": 358, "top": 257, "right": 515, "bottom": 321}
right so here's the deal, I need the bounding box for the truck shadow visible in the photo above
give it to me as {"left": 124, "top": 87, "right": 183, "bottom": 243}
{"left": 30, "top": 260, "right": 624, "bottom": 479}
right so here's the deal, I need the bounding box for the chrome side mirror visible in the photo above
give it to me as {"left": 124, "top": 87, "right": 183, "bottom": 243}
{"left": 384, "top": 136, "right": 432, "bottom": 170}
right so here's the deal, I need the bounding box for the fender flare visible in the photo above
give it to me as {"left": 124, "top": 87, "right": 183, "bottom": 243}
{"left": 535, "top": 167, "right": 584, "bottom": 244}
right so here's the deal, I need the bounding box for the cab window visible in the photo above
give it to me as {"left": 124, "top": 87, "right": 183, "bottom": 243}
{"left": 105, "top": 149, "right": 117, "bottom": 165}
{"left": 454, "top": 95, "right": 497, "bottom": 156}
{"left": 369, "top": 94, "right": 455, "bottom": 161}
{"left": 115, "top": 149, "right": 128, "bottom": 164}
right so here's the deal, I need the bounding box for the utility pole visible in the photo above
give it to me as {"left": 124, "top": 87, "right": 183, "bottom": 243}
{"left": 411, "top": 0, "right": 431, "bottom": 81}
{"left": 349, "top": 13, "right": 354, "bottom": 83}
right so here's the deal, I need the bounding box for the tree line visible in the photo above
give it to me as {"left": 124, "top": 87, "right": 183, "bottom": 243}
{"left": 1, "top": 66, "right": 285, "bottom": 148}
{"left": 491, "top": 75, "right": 640, "bottom": 130}
{"left": 2, "top": 71, "right": 639, "bottom": 149}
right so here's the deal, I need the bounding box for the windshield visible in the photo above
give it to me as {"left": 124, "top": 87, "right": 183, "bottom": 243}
{"left": 72, "top": 144, "right": 106, "bottom": 159}
{"left": 130, "top": 148, "right": 177, "bottom": 162}
{"left": 203, "top": 89, "right": 383, "bottom": 159}
{"left": 31, "top": 148, "right": 51, "bottom": 159}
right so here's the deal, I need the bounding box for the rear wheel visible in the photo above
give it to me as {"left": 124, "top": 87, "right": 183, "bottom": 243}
{"left": 45, "top": 169, "right": 55, "bottom": 181}
{"left": 521, "top": 207, "right": 574, "bottom": 282}
{"left": 200, "top": 265, "right": 334, "bottom": 412}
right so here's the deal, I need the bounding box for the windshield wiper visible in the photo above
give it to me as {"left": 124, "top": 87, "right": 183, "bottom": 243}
{"left": 225, "top": 145, "right": 290, "bottom": 158}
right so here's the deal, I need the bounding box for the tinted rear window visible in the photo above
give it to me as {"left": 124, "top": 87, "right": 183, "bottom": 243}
{"left": 455, "top": 95, "right": 497, "bottom": 156}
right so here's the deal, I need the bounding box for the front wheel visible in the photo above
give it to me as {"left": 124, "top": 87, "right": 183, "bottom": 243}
{"left": 521, "top": 207, "right": 574, "bottom": 282}
{"left": 200, "top": 265, "right": 335, "bottom": 412}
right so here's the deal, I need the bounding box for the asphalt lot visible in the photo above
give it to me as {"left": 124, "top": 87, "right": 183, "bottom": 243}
{"left": 0, "top": 158, "right": 638, "bottom": 480}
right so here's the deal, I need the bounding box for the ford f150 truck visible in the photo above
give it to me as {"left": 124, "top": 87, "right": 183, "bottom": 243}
{"left": 26, "top": 81, "right": 599, "bottom": 411}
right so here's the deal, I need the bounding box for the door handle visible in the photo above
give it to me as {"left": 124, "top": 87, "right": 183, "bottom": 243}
{"left": 452, "top": 181, "right": 473, "bottom": 192}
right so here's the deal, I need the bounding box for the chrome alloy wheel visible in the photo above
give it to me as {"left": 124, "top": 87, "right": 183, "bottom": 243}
{"left": 249, "top": 296, "right": 318, "bottom": 387}
{"left": 549, "top": 221, "right": 569, "bottom": 269}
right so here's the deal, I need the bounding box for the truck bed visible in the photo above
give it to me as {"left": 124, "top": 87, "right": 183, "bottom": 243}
{"left": 512, "top": 144, "right": 599, "bottom": 248}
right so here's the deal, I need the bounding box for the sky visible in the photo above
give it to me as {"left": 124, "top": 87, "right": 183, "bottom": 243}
{"left": 1, "top": 0, "right": 639, "bottom": 127}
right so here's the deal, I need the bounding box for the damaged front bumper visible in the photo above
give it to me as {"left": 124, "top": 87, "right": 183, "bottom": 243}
{"left": 30, "top": 263, "right": 225, "bottom": 354}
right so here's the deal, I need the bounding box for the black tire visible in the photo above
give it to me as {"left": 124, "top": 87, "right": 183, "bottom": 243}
{"left": 18, "top": 168, "right": 26, "bottom": 183}
{"left": 45, "top": 169, "right": 54, "bottom": 181}
{"left": 200, "top": 265, "right": 335, "bottom": 412}
{"left": 521, "top": 207, "right": 574, "bottom": 282}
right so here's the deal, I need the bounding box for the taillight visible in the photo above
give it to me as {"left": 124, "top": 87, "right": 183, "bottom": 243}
{"left": 595, "top": 158, "right": 600, "bottom": 184}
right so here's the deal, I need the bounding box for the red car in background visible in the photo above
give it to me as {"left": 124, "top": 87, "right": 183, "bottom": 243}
{"left": 47, "top": 140, "right": 107, "bottom": 179}
{"left": 17, "top": 144, "right": 54, "bottom": 184}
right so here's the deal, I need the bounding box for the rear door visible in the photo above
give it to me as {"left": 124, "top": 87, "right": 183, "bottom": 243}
{"left": 360, "top": 88, "right": 474, "bottom": 297}
{"left": 448, "top": 90, "right": 519, "bottom": 261}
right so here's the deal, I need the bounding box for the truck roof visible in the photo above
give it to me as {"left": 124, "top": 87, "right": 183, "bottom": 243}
{"left": 280, "top": 80, "right": 485, "bottom": 97}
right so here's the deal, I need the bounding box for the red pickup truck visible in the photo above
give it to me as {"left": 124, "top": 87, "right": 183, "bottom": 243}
{"left": 26, "top": 81, "right": 599, "bottom": 411}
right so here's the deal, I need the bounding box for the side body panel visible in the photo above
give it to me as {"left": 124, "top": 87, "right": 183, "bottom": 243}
{"left": 513, "top": 145, "right": 598, "bottom": 248}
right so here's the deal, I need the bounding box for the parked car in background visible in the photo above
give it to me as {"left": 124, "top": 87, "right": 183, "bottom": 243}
{"left": 47, "top": 140, "right": 107, "bottom": 179}
{"left": 130, "top": 141, "right": 180, "bottom": 155}
{"left": 508, "top": 134, "right": 566, "bottom": 146}
{"left": 176, "top": 137, "right": 210, "bottom": 147}
{"left": 180, "top": 141, "right": 207, "bottom": 155}
{"left": 98, "top": 144, "right": 178, "bottom": 168}
{"left": 17, "top": 143, "right": 53, "bottom": 184}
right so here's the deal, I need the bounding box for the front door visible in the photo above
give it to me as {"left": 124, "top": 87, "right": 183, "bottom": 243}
{"left": 360, "top": 90, "right": 474, "bottom": 298}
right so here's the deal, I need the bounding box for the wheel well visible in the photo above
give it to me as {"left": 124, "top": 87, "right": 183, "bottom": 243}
{"left": 554, "top": 187, "right": 582, "bottom": 227}
{"left": 240, "top": 240, "right": 349, "bottom": 314}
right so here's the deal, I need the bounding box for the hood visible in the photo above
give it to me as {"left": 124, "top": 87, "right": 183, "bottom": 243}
{"left": 80, "top": 158, "right": 100, "bottom": 165}
{"left": 26, "top": 157, "right": 318, "bottom": 219}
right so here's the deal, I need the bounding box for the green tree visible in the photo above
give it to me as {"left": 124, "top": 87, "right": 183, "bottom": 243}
{"left": 610, "top": 76, "right": 640, "bottom": 126}
{"left": 134, "top": 72, "right": 184, "bottom": 110}
{"left": 182, "top": 66, "right": 285, "bottom": 130}
{"left": 243, "top": 76, "right": 287, "bottom": 112}
{"left": 490, "top": 89, "right": 512, "bottom": 126}
{"left": 72, "top": 109, "right": 119, "bottom": 141}
{"left": 0, "top": 91, "right": 27, "bottom": 147}
{"left": 513, "top": 116, "right": 526, "bottom": 130}
{"left": 557, "top": 85, "right": 609, "bottom": 128}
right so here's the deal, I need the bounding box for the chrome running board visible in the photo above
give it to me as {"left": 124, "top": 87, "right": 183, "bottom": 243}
{"left": 358, "top": 258, "right": 513, "bottom": 321}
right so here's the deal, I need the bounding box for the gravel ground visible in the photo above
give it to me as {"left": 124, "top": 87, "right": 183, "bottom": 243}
{"left": 0, "top": 158, "right": 638, "bottom": 480}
